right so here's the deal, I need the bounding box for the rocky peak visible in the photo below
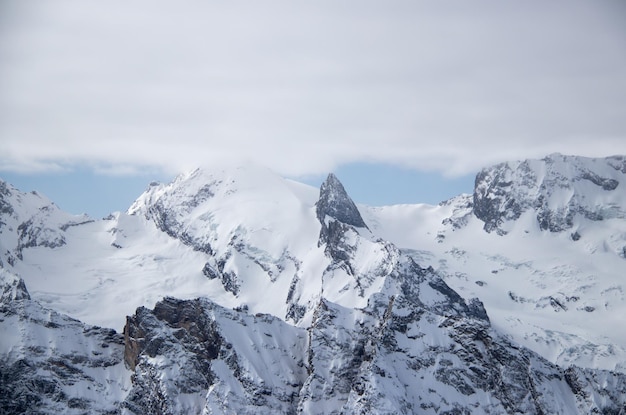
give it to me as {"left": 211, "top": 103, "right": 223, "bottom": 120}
{"left": 0, "top": 269, "right": 31, "bottom": 303}
{"left": 473, "top": 154, "right": 626, "bottom": 234}
{"left": 0, "top": 180, "right": 92, "bottom": 266}
{"left": 315, "top": 173, "right": 367, "bottom": 228}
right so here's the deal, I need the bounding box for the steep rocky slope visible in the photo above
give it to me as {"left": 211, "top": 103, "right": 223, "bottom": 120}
{"left": 473, "top": 153, "right": 626, "bottom": 235}
{"left": 0, "top": 269, "right": 128, "bottom": 414}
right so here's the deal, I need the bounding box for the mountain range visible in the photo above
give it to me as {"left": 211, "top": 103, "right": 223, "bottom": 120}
{"left": 1, "top": 153, "right": 625, "bottom": 414}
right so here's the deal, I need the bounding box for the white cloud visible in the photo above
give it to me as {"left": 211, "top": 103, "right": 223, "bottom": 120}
{"left": 1, "top": 0, "right": 625, "bottom": 177}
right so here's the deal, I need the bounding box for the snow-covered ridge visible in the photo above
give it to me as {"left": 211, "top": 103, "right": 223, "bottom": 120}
{"left": 473, "top": 153, "right": 626, "bottom": 234}
{"left": 0, "top": 179, "right": 91, "bottom": 268}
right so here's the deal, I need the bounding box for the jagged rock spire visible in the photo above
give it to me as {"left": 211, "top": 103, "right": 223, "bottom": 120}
{"left": 315, "top": 173, "right": 367, "bottom": 228}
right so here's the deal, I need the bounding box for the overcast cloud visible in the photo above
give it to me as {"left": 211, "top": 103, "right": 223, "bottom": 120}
{"left": 1, "top": 0, "right": 625, "bottom": 177}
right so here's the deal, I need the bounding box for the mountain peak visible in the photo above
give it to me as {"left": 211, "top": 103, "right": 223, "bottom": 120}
{"left": 315, "top": 173, "right": 367, "bottom": 228}
{"left": 473, "top": 154, "right": 626, "bottom": 234}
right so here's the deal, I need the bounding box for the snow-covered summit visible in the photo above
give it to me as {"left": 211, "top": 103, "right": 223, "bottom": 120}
{"left": 126, "top": 165, "right": 327, "bottom": 320}
{"left": 0, "top": 179, "right": 91, "bottom": 268}
{"left": 128, "top": 164, "right": 320, "bottom": 253}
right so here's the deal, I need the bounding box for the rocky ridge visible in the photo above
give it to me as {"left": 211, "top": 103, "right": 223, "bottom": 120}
{"left": 472, "top": 154, "right": 626, "bottom": 234}
{"left": 0, "top": 179, "right": 92, "bottom": 266}
{"left": 0, "top": 269, "right": 127, "bottom": 414}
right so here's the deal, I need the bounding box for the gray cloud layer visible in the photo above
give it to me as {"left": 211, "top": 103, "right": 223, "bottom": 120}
{"left": 1, "top": 0, "right": 625, "bottom": 176}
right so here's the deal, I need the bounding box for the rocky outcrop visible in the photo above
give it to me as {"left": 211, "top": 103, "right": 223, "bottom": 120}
{"left": 0, "top": 269, "right": 30, "bottom": 302}
{"left": 123, "top": 298, "right": 221, "bottom": 414}
{"left": 0, "top": 270, "right": 127, "bottom": 415}
{"left": 313, "top": 174, "right": 394, "bottom": 300}
{"left": 122, "top": 297, "right": 308, "bottom": 415}
{"left": 316, "top": 173, "right": 368, "bottom": 229}
{"left": 473, "top": 154, "right": 626, "bottom": 234}
{"left": 131, "top": 171, "right": 219, "bottom": 255}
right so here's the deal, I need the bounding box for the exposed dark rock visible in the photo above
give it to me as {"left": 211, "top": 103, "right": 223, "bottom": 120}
{"left": 473, "top": 163, "right": 526, "bottom": 234}
{"left": 16, "top": 218, "right": 66, "bottom": 258}
{"left": 123, "top": 297, "right": 307, "bottom": 414}
{"left": 319, "top": 219, "right": 357, "bottom": 265}
{"left": 472, "top": 155, "right": 626, "bottom": 234}
{"left": 123, "top": 299, "right": 220, "bottom": 412}
{"left": 441, "top": 195, "right": 474, "bottom": 230}
{"left": 549, "top": 296, "right": 568, "bottom": 312}
{"left": 315, "top": 173, "right": 367, "bottom": 229}
{"left": 59, "top": 219, "right": 95, "bottom": 231}
{"left": 147, "top": 200, "right": 214, "bottom": 255}
{"left": 202, "top": 262, "right": 217, "bottom": 279}
{"left": 0, "top": 274, "right": 125, "bottom": 415}
{"left": 124, "top": 298, "right": 221, "bottom": 372}
{"left": 201, "top": 256, "right": 239, "bottom": 295}
{"left": 466, "top": 297, "right": 490, "bottom": 322}
{"left": 0, "top": 180, "right": 15, "bottom": 217}
{"left": 580, "top": 171, "right": 619, "bottom": 191}
{"left": 563, "top": 366, "right": 626, "bottom": 413}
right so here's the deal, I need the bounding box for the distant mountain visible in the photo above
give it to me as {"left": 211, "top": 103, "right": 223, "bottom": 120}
{"left": 473, "top": 153, "right": 626, "bottom": 234}
{"left": 1, "top": 154, "right": 625, "bottom": 414}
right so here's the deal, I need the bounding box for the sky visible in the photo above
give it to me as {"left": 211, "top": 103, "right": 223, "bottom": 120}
{"left": 1, "top": 1, "right": 625, "bottom": 217}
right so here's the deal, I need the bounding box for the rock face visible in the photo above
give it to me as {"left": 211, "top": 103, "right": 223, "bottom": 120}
{"left": 473, "top": 154, "right": 626, "bottom": 234}
{"left": 0, "top": 268, "right": 30, "bottom": 302}
{"left": 316, "top": 173, "right": 368, "bottom": 229}
{"left": 0, "top": 269, "right": 127, "bottom": 415}
{"left": 122, "top": 297, "right": 308, "bottom": 415}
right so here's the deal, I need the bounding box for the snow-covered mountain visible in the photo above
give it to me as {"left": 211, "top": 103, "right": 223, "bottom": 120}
{"left": 1, "top": 154, "right": 625, "bottom": 414}
{"left": 364, "top": 154, "right": 626, "bottom": 372}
